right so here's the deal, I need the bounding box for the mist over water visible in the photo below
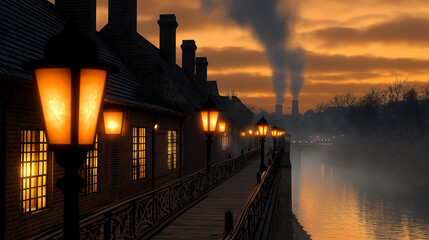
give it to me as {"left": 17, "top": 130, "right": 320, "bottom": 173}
{"left": 291, "top": 146, "right": 429, "bottom": 240}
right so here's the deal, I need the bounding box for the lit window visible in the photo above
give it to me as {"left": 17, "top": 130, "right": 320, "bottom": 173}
{"left": 133, "top": 127, "right": 146, "bottom": 180}
{"left": 20, "top": 130, "right": 48, "bottom": 213}
{"left": 82, "top": 134, "right": 98, "bottom": 194}
{"left": 167, "top": 130, "right": 177, "bottom": 170}
{"left": 221, "top": 133, "right": 229, "bottom": 150}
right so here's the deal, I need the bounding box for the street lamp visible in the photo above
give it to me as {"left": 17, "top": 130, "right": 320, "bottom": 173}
{"left": 200, "top": 97, "right": 219, "bottom": 172}
{"left": 24, "top": 24, "right": 114, "bottom": 240}
{"left": 271, "top": 125, "right": 279, "bottom": 151}
{"left": 256, "top": 117, "right": 268, "bottom": 173}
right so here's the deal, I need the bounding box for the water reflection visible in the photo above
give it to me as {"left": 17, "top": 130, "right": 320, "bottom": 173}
{"left": 292, "top": 147, "right": 429, "bottom": 240}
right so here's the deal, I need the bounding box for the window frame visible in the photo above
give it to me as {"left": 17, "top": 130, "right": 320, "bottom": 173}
{"left": 132, "top": 127, "right": 146, "bottom": 180}
{"left": 167, "top": 130, "right": 178, "bottom": 170}
{"left": 20, "top": 129, "right": 49, "bottom": 214}
{"left": 82, "top": 133, "right": 99, "bottom": 195}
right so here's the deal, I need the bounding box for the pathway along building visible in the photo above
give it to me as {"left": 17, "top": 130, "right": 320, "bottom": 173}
{"left": 0, "top": 0, "right": 254, "bottom": 238}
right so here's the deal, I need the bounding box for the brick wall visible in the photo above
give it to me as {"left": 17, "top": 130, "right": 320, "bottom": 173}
{"left": 3, "top": 84, "right": 187, "bottom": 238}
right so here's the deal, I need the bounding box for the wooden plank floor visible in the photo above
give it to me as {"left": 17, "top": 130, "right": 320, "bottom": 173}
{"left": 151, "top": 158, "right": 260, "bottom": 240}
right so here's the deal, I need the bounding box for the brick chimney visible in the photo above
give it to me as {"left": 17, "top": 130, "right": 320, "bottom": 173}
{"left": 108, "top": 0, "right": 137, "bottom": 33}
{"left": 196, "top": 57, "right": 208, "bottom": 83}
{"left": 196, "top": 57, "right": 208, "bottom": 94}
{"left": 181, "top": 40, "right": 197, "bottom": 81}
{"left": 158, "top": 14, "right": 178, "bottom": 66}
{"left": 55, "top": 0, "right": 96, "bottom": 38}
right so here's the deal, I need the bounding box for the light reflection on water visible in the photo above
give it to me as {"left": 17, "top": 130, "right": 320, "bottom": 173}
{"left": 292, "top": 148, "right": 429, "bottom": 240}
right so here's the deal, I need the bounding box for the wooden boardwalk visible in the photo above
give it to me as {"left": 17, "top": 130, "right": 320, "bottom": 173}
{"left": 151, "top": 158, "right": 260, "bottom": 240}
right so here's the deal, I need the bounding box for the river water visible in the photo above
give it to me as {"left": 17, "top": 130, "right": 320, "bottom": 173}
{"left": 291, "top": 146, "right": 429, "bottom": 240}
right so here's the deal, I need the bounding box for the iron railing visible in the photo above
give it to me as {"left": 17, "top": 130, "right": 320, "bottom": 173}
{"left": 220, "top": 141, "right": 287, "bottom": 240}
{"left": 34, "top": 148, "right": 259, "bottom": 240}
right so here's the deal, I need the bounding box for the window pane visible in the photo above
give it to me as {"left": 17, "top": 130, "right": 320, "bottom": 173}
{"left": 132, "top": 127, "right": 146, "bottom": 180}
{"left": 82, "top": 134, "right": 99, "bottom": 194}
{"left": 20, "top": 130, "right": 48, "bottom": 213}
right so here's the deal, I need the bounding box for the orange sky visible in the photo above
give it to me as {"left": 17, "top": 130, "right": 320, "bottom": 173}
{"left": 88, "top": 0, "right": 429, "bottom": 113}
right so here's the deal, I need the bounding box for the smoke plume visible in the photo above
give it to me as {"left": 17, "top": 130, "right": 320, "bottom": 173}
{"left": 202, "top": 0, "right": 306, "bottom": 102}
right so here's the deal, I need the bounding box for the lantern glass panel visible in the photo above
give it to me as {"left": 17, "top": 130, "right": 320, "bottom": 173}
{"left": 103, "top": 111, "right": 123, "bottom": 134}
{"left": 78, "top": 68, "right": 107, "bottom": 145}
{"left": 35, "top": 68, "right": 72, "bottom": 145}
{"left": 201, "top": 111, "right": 209, "bottom": 132}
{"left": 209, "top": 110, "right": 219, "bottom": 132}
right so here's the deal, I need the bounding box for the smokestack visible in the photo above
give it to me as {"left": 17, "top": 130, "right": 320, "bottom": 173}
{"left": 275, "top": 104, "right": 283, "bottom": 116}
{"left": 108, "top": 0, "right": 137, "bottom": 34}
{"left": 181, "top": 40, "right": 197, "bottom": 81}
{"left": 158, "top": 14, "right": 178, "bottom": 65}
{"left": 292, "top": 100, "right": 299, "bottom": 116}
{"left": 275, "top": 104, "right": 283, "bottom": 121}
{"left": 56, "top": 0, "right": 96, "bottom": 38}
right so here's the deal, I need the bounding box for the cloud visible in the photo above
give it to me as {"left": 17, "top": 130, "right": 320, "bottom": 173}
{"left": 309, "top": 17, "right": 429, "bottom": 47}
{"left": 210, "top": 72, "right": 272, "bottom": 92}
{"left": 306, "top": 72, "right": 385, "bottom": 82}
{"left": 197, "top": 47, "right": 268, "bottom": 70}
{"left": 196, "top": 47, "right": 429, "bottom": 78}
{"left": 307, "top": 52, "right": 429, "bottom": 74}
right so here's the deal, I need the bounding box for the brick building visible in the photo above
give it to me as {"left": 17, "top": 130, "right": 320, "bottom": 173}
{"left": 0, "top": 0, "right": 254, "bottom": 238}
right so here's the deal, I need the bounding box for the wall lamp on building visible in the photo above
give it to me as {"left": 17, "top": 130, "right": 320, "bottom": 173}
{"left": 256, "top": 117, "right": 268, "bottom": 173}
{"left": 103, "top": 110, "right": 124, "bottom": 135}
{"left": 218, "top": 120, "right": 226, "bottom": 133}
{"left": 200, "top": 97, "right": 219, "bottom": 173}
{"left": 24, "top": 24, "right": 115, "bottom": 240}
{"left": 241, "top": 131, "right": 246, "bottom": 137}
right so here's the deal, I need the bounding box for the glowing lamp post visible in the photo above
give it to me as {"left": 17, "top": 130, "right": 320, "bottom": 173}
{"left": 103, "top": 111, "right": 124, "bottom": 135}
{"left": 200, "top": 97, "right": 219, "bottom": 172}
{"left": 25, "top": 24, "right": 114, "bottom": 240}
{"left": 257, "top": 117, "right": 268, "bottom": 173}
{"left": 271, "top": 125, "right": 279, "bottom": 151}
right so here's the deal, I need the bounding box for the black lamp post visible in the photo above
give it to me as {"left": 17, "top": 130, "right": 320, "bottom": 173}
{"left": 24, "top": 24, "right": 114, "bottom": 240}
{"left": 200, "top": 97, "right": 219, "bottom": 172}
{"left": 256, "top": 117, "right": 268, "bottom": 173}
{"left": 271, "top": 125, "right": 279, "bottom": 151}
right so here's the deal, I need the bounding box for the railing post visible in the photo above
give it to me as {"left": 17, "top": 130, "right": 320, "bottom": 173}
{"left": 104, "top": 213, "right": 111, "bottom": 240}
{"left": 225, "top": 210, "right": 233, "bottom": 232}
{"left": 257, "top": 173, "right": 261, "bottom": 184}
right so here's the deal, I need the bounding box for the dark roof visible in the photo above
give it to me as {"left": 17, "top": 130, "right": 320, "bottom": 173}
{"left": 0, "top": 0, "right": 179, "bottom": 114}
{"left": 206, "top": 81, "right": 253, "bottom": 127}
{"left": 207, "top": 81, "right": 219, "bottom": 96}
{"left": 99, "top": 24, "right": 205, "bottom": 112}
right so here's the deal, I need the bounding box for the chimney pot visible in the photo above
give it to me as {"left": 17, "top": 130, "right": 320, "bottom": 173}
{"left": 158, "top": 14, "right": 178, "bottom": 65}
{"left": 181, "top": 40, "right": 197, "bottom": 80}
{"left": 109, "top": 0, "right": 137, "bottom": 33}
{"left": 196, "top": 57, "right": 209, "bottom": 94}
{"left": 55, "top": 0, "right": 96, "bottom": 38}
